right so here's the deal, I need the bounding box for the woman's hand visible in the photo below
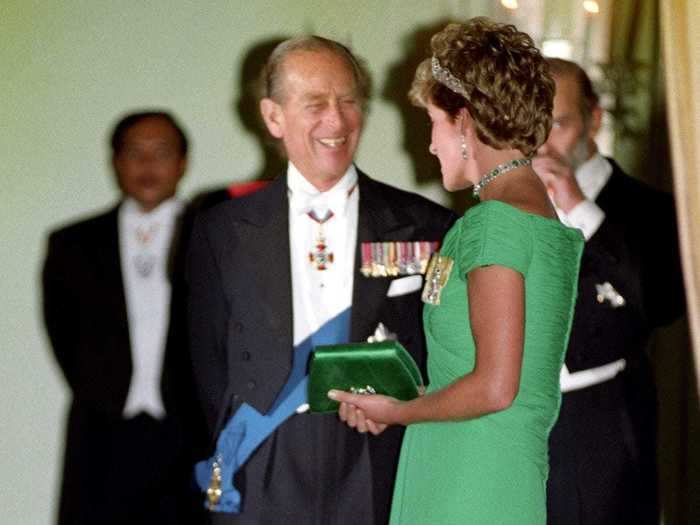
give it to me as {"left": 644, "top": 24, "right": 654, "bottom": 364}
{"left": 328, "top": 390, "right": 403, "bottom": 435}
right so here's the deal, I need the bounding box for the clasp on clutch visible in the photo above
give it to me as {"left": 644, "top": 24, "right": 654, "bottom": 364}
{"left": 350, "top": 385, "right": 376, "bottom": 395}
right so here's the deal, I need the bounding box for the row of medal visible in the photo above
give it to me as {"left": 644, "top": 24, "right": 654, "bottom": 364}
{"left": 360, "top": 241, "right": 440, "bottom": 278}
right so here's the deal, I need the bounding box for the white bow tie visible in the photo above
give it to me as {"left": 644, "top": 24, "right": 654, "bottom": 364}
{"left": 290, "top": 187, "right": 354, "bottom": 219}
{"left": 290, "top": 191, "right": 329, "bottom": 215}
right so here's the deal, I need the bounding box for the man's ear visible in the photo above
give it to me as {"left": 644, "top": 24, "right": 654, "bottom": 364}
{"left": 176, "top": 157, "right": 188, "bottom": 181}
{"left": 260, "top": 98, "right": 284, "bottom": 139}
{"left": 588, "top": 105, "right": 603, "bottom": 139}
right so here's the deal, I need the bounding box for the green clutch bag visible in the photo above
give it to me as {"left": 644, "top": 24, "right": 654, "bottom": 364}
{"left": 308, "top": 341, "right": 424, "bottom": 413}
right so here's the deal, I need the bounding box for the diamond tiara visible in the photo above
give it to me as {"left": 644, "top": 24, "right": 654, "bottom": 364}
{"left": 431, "top": 56, "right": 468, "bottom": 98}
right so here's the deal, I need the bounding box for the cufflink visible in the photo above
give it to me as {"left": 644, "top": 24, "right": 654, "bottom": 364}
{"left": 596, "top": 282, "right": 625, "bottom": 308}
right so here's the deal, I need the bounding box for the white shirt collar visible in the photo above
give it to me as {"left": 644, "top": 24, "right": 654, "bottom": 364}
{"left": 121, "top": 196, "right": 183, "bottom": 222}
{"left": 575, "top": 152, "right": 612, "bottom": 202}
{"left": 287, "top": 162, "right": 358, "bottom": 218}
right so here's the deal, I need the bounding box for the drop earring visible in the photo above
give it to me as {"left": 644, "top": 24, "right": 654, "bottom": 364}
{"left": 460, "top": 134, "right": 469, "bottom": 160}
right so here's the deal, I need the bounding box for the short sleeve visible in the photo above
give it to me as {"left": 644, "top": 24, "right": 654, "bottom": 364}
{"left": 455, "top": 201, "right": 533, "bottom": 279}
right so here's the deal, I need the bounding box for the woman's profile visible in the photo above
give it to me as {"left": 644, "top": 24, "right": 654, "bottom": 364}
{"left": 330, "top": 18, "right": 584, "bottom": 524}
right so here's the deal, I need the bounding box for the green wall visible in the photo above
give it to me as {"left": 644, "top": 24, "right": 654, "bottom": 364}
{"left": 1, "top": 1, "right": 506, "bottom": 522}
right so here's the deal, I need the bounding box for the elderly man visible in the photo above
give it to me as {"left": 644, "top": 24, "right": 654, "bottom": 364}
{"left": 43, "top": 111, "right": 204, "bottom": 524}
{"left": 187, "top": 36, "right": 455, "bottom": 524}
{"left": 533, "top": 59, "right": 685, "bottom": 525}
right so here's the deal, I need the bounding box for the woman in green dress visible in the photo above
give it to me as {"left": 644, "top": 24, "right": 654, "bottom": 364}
{"left": 329, "top": 18, "right": 584, "bottom": 524}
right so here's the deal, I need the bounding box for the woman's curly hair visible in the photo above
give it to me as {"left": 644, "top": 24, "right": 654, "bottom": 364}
{"left": 409, "top": 17, "right": 554, "bottom": 157}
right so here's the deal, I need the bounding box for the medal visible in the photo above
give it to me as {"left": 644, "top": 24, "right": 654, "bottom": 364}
{"left": 133, "top": 253, "right": 156, "bottom": 277}
{"left": 422, "top": 253, "right": 453, "bottom": 305}
{"left": 206, "top": 458, "right": 223, "bottom": 510}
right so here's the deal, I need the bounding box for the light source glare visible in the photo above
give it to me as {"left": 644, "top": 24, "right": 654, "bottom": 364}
{"left": 542, "top": 39, "right": 573, "bottom": 59}
{"left": 583, "top": 0, "right": 600, "bottom": 14}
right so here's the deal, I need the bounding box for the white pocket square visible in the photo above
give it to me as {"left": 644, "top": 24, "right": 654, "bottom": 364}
{"left": 387, "top": 275, "right": 423, "bottom": 297}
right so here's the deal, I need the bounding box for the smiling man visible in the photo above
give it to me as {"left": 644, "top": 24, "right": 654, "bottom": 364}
{"left": 186, "top": 37, "right": 455, "bottom": 524}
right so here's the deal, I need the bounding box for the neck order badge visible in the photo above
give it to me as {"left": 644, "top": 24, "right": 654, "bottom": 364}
{"left": 307, "top": 209, "right": 335, "bottom": 270}
{"left": 133, "top": 223, "right": 159, "bottom": 277}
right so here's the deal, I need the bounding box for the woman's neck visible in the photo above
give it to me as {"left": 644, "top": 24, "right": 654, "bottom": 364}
{"left": 470, "top": 147, "right": 530, "bottom": 200}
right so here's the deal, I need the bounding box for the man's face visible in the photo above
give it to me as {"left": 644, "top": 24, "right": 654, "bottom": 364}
{"left": 112, "top": 116, "right": 186, "bottom": 212}
{"left": 537, "top": 74, "right": 597, "bottom": 169}
{"left": 261, "top": 49, "right": 364, "bottom": 190}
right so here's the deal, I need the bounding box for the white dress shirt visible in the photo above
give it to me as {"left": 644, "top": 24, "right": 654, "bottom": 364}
{"left": 119, "top": 197, "right": 183, "bottom": 419}
{"left": 287, "top": 162, "right": 359, "bottom": 347}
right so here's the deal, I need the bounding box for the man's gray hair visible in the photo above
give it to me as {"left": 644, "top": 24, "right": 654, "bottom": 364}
{"left": 260, "top": 35, "right": 372, "bottom": 110}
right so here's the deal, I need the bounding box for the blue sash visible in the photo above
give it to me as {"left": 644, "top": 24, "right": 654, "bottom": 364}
{"left": 195, "top": 308, "right": 351, "bottom": 513}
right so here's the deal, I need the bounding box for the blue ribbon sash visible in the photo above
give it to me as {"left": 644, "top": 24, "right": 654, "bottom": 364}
{"left": 195, "top": 308, "right": 351, "bottom": 513}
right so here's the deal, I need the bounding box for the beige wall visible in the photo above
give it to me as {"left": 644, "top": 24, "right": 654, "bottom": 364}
{"left": 1, "top": 1, "right": 512, "bottom": 522}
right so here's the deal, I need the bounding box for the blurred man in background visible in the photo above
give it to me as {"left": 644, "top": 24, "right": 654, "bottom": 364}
{"left": 43, "top": 111, "right": 204, "bottom": 524}
{"left": 535, "top": 58, "right": 685, "bottom": 525}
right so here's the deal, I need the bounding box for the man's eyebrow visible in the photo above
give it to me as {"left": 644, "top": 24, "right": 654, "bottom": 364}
{"left": 299, "top": 92, "right": 326, "bottom": 102}
{"left": 300, "top": 90, "right": 357, "bottom": 103}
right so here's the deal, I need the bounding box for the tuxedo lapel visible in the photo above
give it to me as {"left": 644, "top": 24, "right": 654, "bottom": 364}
{"left": 96, "top": 207, "right": 130, "bottom": 343}
{"left": 93, "top": 206, "right": 133, "bottom": 391}
{"left": 226, "top": 175, "right": 293, "bottom": 363}
{"left": 595, "top": 159, "right": 618, "bottom": 215}
{"left": 351, "top": 172, "right": 417, "bottom": 342}
{"left": 596, "top": 159, "right": 626, "bottom": 215}
{"left": 252, "top": 177, "right": 293, "bottom": 352}
{"left": 587, "top": 163, "right": 627, "bottom": 267}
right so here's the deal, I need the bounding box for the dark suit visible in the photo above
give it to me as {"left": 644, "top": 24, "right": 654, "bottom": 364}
{"left": 547, "top": 160, "right": 685, "bottom": 525}
{"left": 42, "top": 204, "right": 205, "bottom": 525}
{"left": 187, "top": 171, "right": 455, "bottom": 524}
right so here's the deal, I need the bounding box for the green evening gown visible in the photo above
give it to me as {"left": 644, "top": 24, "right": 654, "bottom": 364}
{"left": 390, "top": 200, "right": 584, "bottom": 525}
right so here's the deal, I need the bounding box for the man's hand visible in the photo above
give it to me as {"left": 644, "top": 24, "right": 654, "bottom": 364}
{"left": 532, "top": 151, "right": 585, "bottom": 213}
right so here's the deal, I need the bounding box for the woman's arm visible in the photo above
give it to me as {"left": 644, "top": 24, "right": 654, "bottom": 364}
{"left": 331, "top": 264, "right": 524, "bottom": 428}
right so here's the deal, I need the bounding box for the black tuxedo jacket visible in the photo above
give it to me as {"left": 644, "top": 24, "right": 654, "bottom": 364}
{"left": 547, "top": 159, "right": 685, "bottom": 525}
{"left": 42, "top": 204, "right": 204, "bottom": 525}
{"left": 187, "top": 171, "right": 456, "bottom": 524}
